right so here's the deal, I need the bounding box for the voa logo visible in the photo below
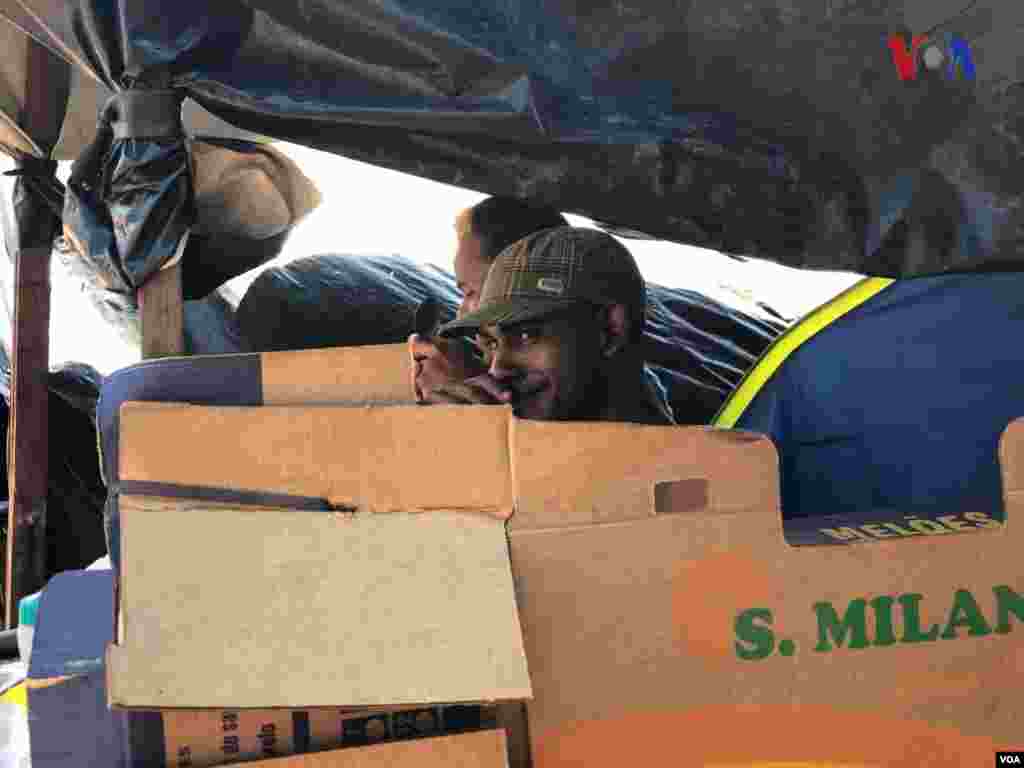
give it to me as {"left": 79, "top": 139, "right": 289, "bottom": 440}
{"left": 887, "top": 32, "right": 975, "bottom": 81}
{"left": 998, "top": 754, "right": 1023, "bottom": 765}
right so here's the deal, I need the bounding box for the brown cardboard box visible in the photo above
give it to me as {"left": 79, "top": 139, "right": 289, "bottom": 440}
{"left": 110, "top": 353, "right": 1024, "bottom": 767}
{"left": 110, "top": 403, "right": 529, "bottom": 711}
{"left": 247, "top": 730, "right": 508, "bottom": 767}
{"left": 508, "top": 416, "right": 1024, "bottom": 767}
{"left": 259, "top": 345, "right": 416, "bottom": 406}
{"left": 103, "top": 347, "right": 514, "bottom": 767}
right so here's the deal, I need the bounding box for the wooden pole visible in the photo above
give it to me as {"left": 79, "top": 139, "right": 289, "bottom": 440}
{"left": 139, "top": 261, "right": 185, "bottom": 359}
{"left": 3, "top": 34, "right": 71, "bottom": 626}
{"left": 5, "top": 241, "right": 50, "bottom": 626}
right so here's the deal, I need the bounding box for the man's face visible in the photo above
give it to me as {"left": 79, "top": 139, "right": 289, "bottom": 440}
{"left": 476, "top": 304, "right": 606, "bottom": 420}
{"left": 454, "top": 233, "right": 490, "bottom": 318}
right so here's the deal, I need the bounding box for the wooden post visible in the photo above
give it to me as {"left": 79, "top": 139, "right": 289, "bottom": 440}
{"left": 139, "top": 261, "right": 185, "bottom": 359}
{"left": 5, "top": 242, "right": 50, "bottom": 627}
{"left": 2, "top": 33, "right": 72, "bottom": 626}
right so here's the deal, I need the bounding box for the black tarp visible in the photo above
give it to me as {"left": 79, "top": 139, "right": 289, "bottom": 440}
{"left": 0, "top": 2, "right": 295, "bottom": 350}
{"left": 45, "top": 3, "right": 322, "bottom": 313}
{"left": 62, "top": 87, "right": 194, "bottom": 297}
{"left": 0, "top": 0, "right": 264, "bottom": 161}
{"left": 237, "top": 253, "right": 785, "bottom": 424}
{"left": 62, "top": 121, "right": 322, "bottom": 305}
{"left": 1, "top": 0, "right": 1020, "bottom": 282}
{"left": 0, "top": 352, "right": 107, "bottom": 577}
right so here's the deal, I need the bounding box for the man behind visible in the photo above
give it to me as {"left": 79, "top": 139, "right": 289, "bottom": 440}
{"left": 437, "top": 226, "right": 675, "bottom": 425}
{"left": 410, "top": 196, "right": 568, "bottom": 403}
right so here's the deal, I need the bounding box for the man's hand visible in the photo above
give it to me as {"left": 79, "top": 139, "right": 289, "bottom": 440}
{"left": 408, "top": 333, "right": 489, "bottom": 403}
{"left": 427, "top": 373, "right": 514, "bottom": 406}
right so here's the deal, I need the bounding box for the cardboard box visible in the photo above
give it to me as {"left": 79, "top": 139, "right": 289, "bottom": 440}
{"left": 111, "top": 403, "right": 529, "bottom": 711}
{"left": 508, "top": 416, "right": 1024, "bottom": 767}
{"left": 106, "top": 341, "right": 1024, "bottom": 766}
{"left": 98, "top": 343, "right": 416, "bottom": 569}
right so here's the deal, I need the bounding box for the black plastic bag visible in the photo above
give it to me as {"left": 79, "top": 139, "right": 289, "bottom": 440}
{"left": 62, "top": 89, "right": 193, "bottom": 297}
{"left": 0, "top": 355, "right": 107, "bottom": 577}
{"left": 61, "top": 89, "right": 321, "bottom": 314}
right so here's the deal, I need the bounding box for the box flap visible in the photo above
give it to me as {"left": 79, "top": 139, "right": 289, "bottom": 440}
{"left": 261, "top": 345, "right": 415, "bottom": 405}
{"left": 28, "top": 570, "right": 113, "bottom": 681}
{"left": 248, "top": 730, "right": 508, "bottom": 767}
{"left": 110, "top": 498, "right": 531, "bottom": 710}
{"left": 509, "top": 420, "right": 776, "bottom": 530}
{"left": 1001, "top": 418, "right": 1024, "bottom": 500}
{"left": 119, "top": 404, "right": 513, "bottom": 517}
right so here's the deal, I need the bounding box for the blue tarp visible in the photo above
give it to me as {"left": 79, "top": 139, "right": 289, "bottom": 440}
{"left": 4, "top": 0, "right": 1022, "bottom": 280}
{"left": 737, "top": 272, "right": 1024, "bottom": 525}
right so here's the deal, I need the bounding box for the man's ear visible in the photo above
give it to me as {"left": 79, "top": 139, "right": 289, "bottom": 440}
{"left": 601, "top": 304, "right": 630, "bottom": 357}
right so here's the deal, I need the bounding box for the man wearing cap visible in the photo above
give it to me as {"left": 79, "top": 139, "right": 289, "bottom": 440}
{"left": 435, "top": 226, "right": 675, "bottom": 424}
{"left": 411, "top": 197, "right": 569, "bottom": 404}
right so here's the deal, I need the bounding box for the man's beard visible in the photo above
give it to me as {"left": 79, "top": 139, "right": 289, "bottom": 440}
{"left": 559, "top": 365, "right": 611, "bottom": 421}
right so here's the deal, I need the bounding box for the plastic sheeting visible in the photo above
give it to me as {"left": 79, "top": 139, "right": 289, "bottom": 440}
{"left": 0, "top": 0, "right": 265, "bottom": 160}
{"left": 62, "top": 90, "right": 193, "bottom": 297}
{"left": 56, "top": 48, "right": 321, "bottom": 311}
{"left": 55, "top": 236, "right": 247, "bottom": 356}
{"left": 237, "top": 253, "right": 785, "bottom": 424}
{"left": 61, "top": 130, "right": 322, "bottom": 305}
{"left": 236, "top": 254, "right": 463, "bottom": 352}
{"left": 3, "top": 0, "right": 1021, "bottom": 281}
{"left": 0, "top": 5, "right": 68, "bottom": 161}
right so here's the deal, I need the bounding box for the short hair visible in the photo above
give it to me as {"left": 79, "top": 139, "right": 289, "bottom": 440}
{"left": 456, "top": 196, "right": 569, "bottom": 263}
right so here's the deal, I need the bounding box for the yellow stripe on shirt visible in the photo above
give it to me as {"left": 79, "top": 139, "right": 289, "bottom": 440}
{"left": 714, "top": 277, "right": 894, "bottom": 429}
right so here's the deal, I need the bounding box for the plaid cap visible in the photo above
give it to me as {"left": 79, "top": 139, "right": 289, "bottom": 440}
{"left": 439, "top": 226, "right": 645, "bottom": 336}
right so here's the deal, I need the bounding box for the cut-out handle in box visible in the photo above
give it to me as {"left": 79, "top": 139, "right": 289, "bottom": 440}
{"left": 510, "top": 416, "right": 1023, "bottom": 550}
{"left": 508, "top": 419, "right": 781, "bottom": 534}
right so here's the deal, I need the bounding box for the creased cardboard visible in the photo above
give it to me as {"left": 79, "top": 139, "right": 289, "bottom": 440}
{"left": 110, "top": 495, "right": 531, "bottom": 709}
{"left": 248, "top": 730, "right": 508, "bottom": 767}
{"left": 260, "top": 345, "right": 414, "bottom": 406}
{"left": 118, "top": 403, "right": 513, "bottom": 516}
{"left": 508, "top": 417, "right": 1024, "bottom": 767}
{"left": 98, "top": 344, "right": 416, "bottom": 569}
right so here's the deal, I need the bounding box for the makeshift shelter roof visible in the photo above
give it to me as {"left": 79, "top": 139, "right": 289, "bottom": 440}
{"left": 0, "top": 0, "right": 1018, "bottom": 281}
